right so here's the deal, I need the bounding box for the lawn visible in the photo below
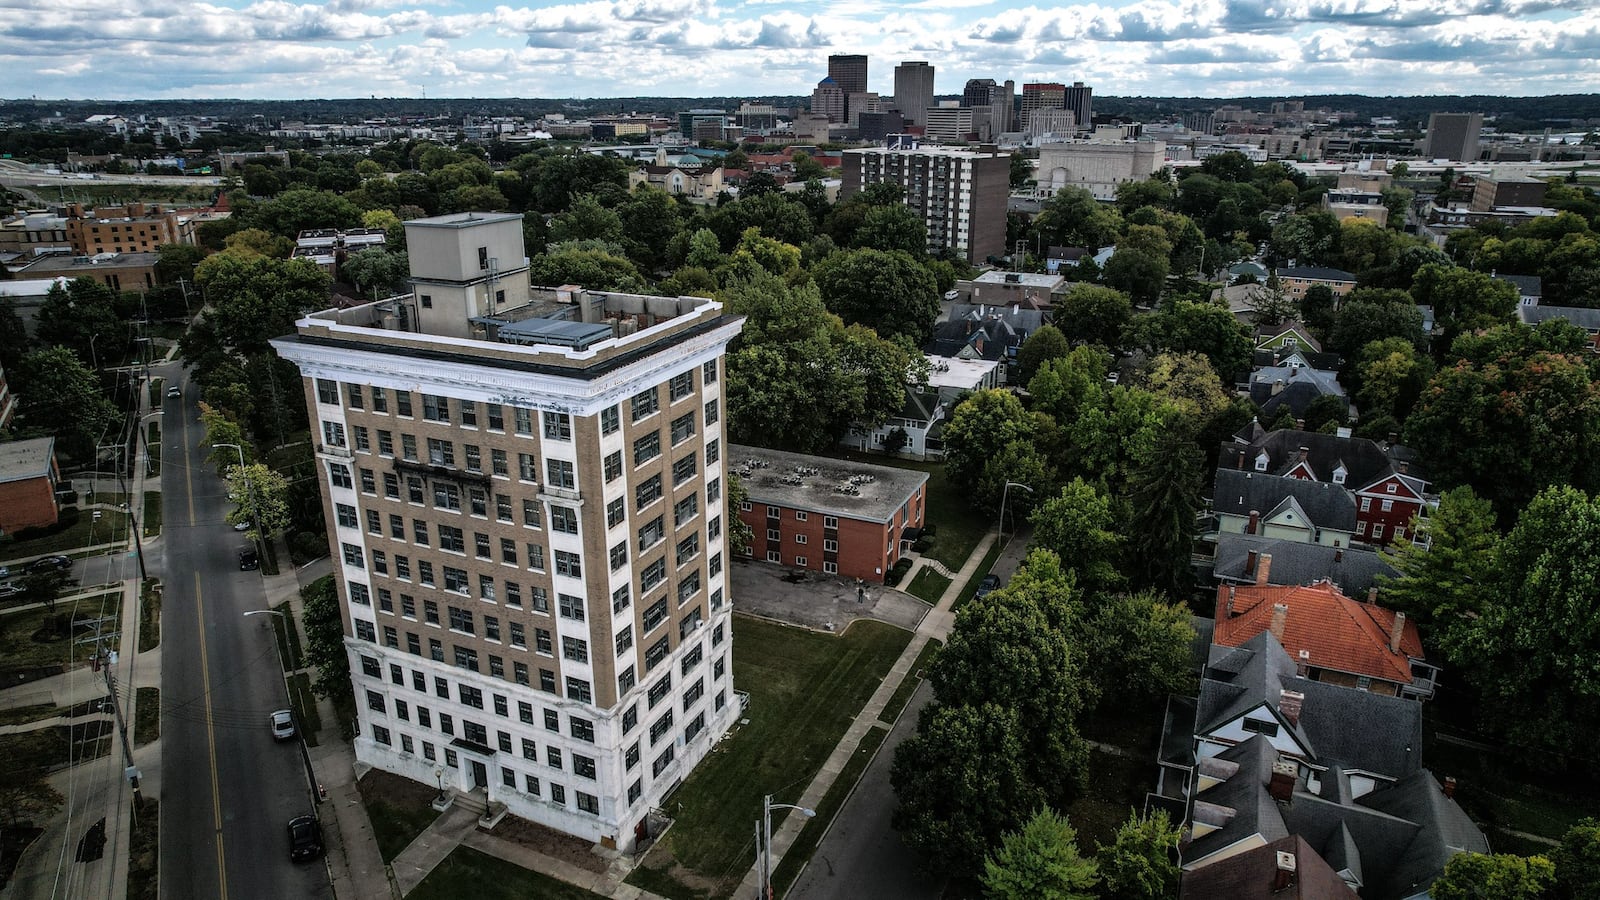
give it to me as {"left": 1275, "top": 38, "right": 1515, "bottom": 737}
{"left": 409, "top": 846, "right": 606, "bottom": 900}
{"left": 879, "top": 638, "right": 941, "bottom": 726}
{"left": 949, "top": 541, "right": 1004, "bottom": 612}
{"left": 138, "top": 579, "right": 161, "bottom": 652}
{"left": 769, "top": 724, "right": 890, "bottom": 896}
{"left": 287, "top": 672, "right": 322, "bottom": 747}
{"left": 625, "top": 615, "right": 912, "bottom": 899}
{"left": 0, "top": 591, "right": 123, "bottom": 674}
{"left": 0, "top": 509, "right": 129, "bottom": 556}
{"left": 357, "top": 769, "right": 442, "bottom": 863}
{"left": 0, "top": 704, "right": 59, "bottom": 726}
{"left": 0, "top": 721, "right": 115, "bottom": 776}
{"left": 903, "top": 567, "right": 950, "bottom": 604}
{"left": 145, "top": 422, "right": 161, "bottom": 477}
{"left": 134, "top": 687, "right": 160, "bottom": 746}
{"left": 127, "top": 800, "right": 159, "bottom": 900}
{"left": 142, "top": 491, "right": 161, "bottom": 538}
{"left": 147, "top": 378, "right": 164, "bottom": 407}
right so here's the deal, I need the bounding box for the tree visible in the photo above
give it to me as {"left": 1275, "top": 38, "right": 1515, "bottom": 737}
{"left": 34, "top": 278, "right": 119, "bottom": 368}
{"left": 1411, "top": 263, "right": 1520, "bottom": 345}
{"left": 1081, "top": 591, "right": 1196, "bottom": 709}
{"left": 1136, "top": 352, "right": 1232, "bottom": 424}
{"left": 1245, "top": 275, "right": 1297, "bottom": 326}
{"left": 1034, "top": 187, "right": 1122, "bottom": 251}
{"left": 226, "top": 462, "right": 291, "bottom": 541}
{"left": 0, "top": 765, "right": 64, "bottom": 830}
{"left": 942, "top": 389, "right": 1042, "bottom": 513}
{"left": 155, "top": 242, "right": 207, "bottom": 286}
{"left": 340, "top": 248, "right": 410, "bottom": 296}
{"left": 1271, "top": 211, "right": 1342, "bottom": 266}
{"left": 1132, "top": 300, "right": 1252, "bottom": 381}
{"left": 1009, "top": 153, "right": 1034, "bottom": 189}
{"left": 854, "top": 204, "right": 928, "bottom": 256}
{"left": 1123, "top": 411, "right": 1204, "bottom": 597}
{"left": 16, "top": 567, "right": 75, "bottom": 613}
{"left": 1093, "top": 810, "right": 1181, "bottom": 900}
{"left": 0, "top": 296, "right": 27, "bottom": 372}
{"left": 724, "top": 473, "right": 756, "bottom": 558}
{"left": 1017, "top": 325, "right": 1071, "bottom": 384}
{"left": 223, "top": 227, "right": 295, "bottom": 259}
{"left": 196, "top": 253, "right": 330, "bottom": 354}
{"left": 527, "top": 246, "right": 647, "bottom": 293}
{"left": 12, "top": 346, "right": 119, "bottom": 459}
{"left": 1328, "top": 288, "right": 1427, "bottom": 357}
{"left": 245, "top": 188, "right": 361, "bottom": 237}
{"left": 1355, "top": 337, "right": 1435, "bottom": 424}
{"left": 1055, "top": 286, "right": 1131, "bottom": 348}
{"left": 1452, "top": 486, "right": 1600, "bottom": 754}
{"left": 892, "top": 703, "right": 1048, "bottom": 879}
{"left": 813, "top": 248, "right": 940, "bottom": 344}
{"left": 1430, "top": 852, "right": 1554, "bottom": 900}
{"left": 982, "top": 808, "right": 1100, "bottom": 900}
{"left": 1115, "top": 177, "right": 1175, "bottom": 215}
{"left": 1029, "top": 479, "right": 1125, "bottom": 595}
{"left": 548, "top": 193, "right": 623, "bottom": 245}
{"left": 1101, "top": 247, "right": 1168, "bottom": 307}
{"left": 1552, "top": 818, "right": 1600, "bottom": 900}
{"left": 300, "top": 575, "right": 354, "bottom": 718}
{"left": 617, "top": 187, "right": 683, "bottom": 272}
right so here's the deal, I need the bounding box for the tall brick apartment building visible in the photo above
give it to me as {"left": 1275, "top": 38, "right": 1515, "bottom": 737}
{"left": 841, "top": 145, "right": 1010, "bottom": 265}
{"left": 273, "top": 212, "right": 743, "bottom": 851}
{"left": 731, "top": 446, "right": 928, "bottom": 582}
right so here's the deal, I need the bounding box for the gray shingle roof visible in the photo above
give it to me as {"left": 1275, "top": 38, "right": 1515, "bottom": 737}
{"left": 1277, "top": 265, "right": 1357, "bottom": 283}
{"left": 1212, "top": 533, "right": 1397, "bottom": 597}
{"left": 1182, "top": 735, "right": 1291, "bottom": 865}
{"left": 1492, "top": 273, "right": 1542, "bottom": 298}
{"left": 1212, "top": 469, "right": 1358, "bottom": 532}
{"left": 1519, "top": 304, "right": 1600, "bottom": 331}
{"left": 1219, "top": 428, "right": 1428, "bottom": 491}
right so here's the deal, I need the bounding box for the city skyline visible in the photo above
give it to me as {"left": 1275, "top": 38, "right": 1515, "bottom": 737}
{"left": 3, "top": 0, "right": 1600, "bottom": 102}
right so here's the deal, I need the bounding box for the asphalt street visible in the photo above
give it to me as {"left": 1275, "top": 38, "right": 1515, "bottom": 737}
{"left": 157, "top": 375, "right": 333, "bottom": 900}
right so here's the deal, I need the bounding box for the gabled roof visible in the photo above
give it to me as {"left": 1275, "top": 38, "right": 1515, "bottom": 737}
{"left": 1180, "top": 834, "right": 1360, "bottom": 899}
{"left": 1254, "top": 323, "right": 1323, "bottom": 353}
{"left": 1252, "top": 347, "right": 1345, "bottom": 372}
{"left": 1219, "top": 428, "right": 1427, "bottom": 493}
{"left": 1212, "top": 533, "right": 1397, "bottom": 597}
{"left": 1276, "top": 265, "right": 1356, "bottom": 283}
{"left": 1519, "top": 304, "right": 1600, "bottom": 331}
{"left": 1212, "top": 469, "right": 1358, "bottom": 533}
{"left": 1214, "top": 581, "right": 1423, "bottom": 685}
{"left": 1250, "top": 371, "right": 1346, "bottom": 420}
{"left": 1492, "top": 272, "right": 1542, "bottom": 298}
{"left": 1183, "top": 735, "right": 1292, "bottom": 865}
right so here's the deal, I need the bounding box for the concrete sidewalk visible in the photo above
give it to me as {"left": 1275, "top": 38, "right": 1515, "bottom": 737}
{"left": 731, "top": 530, "right": 1000, "bottom": 900}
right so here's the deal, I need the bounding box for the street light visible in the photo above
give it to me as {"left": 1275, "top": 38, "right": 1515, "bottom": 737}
{"left": 760, "top": 794, "right": 816, "bottom": 899}
{"left": 998, "top": 481, "right": 1034, "bottom": 541}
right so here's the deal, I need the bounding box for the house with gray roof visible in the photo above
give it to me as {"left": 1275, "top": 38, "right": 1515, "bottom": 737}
{"left": 923, "top": 303, "right": 1047, "bottom": 383}
{"left": 1518, "top": 303, "right": 1600, "bottom": 350}
{"left": 1163, "top": 633, "right": 1485, "bottom": 899}
{"left": 1211, "top": 533, "right": 1396, "bottom": 598}
{"left": 1493, "top": 273, "right": 1542, "bottom": 306}
{"left": 1208, "top": 469, "right": 1359, "bottom": 549}
{"left": 1248, "top": 361, "right": 1348, "bottom": 421}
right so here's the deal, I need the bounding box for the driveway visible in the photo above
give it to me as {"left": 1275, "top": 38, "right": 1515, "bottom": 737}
{"left": 729, "top": 559, "right": 928, "bottom": 634}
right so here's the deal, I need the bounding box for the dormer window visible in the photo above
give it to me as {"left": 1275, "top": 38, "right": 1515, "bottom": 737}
{"left": 1332, "top": 465, "right": 1347, "bottom": 485}
{"left": 1254, "top": 452, "right": 1269, "bottom": 472}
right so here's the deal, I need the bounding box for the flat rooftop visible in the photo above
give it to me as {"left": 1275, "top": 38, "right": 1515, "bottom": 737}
{"left": 924, "top": 355, "right": 998, "bottom": 391}
{"left": 730, "top": 445, "right": 928, "bottom": 524}
{"left": 0, "top": 437, "right": 55, "bottom": 483}
{"left": 26, "top": 252, "right": 160, "bottom": 272}
{"left": 973, "top": 270, "right": 1063, "bottom": 289}
{"left": 404, "top": 211, "right": 524, "bottom": 230}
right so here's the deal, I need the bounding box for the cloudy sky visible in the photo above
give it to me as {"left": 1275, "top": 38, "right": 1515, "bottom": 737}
{"left": 4, "top": 0, "right": 1599, "bottom": 100}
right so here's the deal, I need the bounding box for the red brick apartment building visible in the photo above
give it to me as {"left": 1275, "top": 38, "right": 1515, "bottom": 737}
{"left": 731, "top": 446, "right": 928, "bottom": 582}
{"left": 0, "top": 437, "right": 63, "bottom": 534}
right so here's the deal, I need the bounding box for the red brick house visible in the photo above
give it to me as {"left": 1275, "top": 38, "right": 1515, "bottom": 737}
{"left": 1219, "top": 425, "right": 1430, "bottom": 546}
{"left": 0, "top": 437, "right": 63, "bottom": 535}
{"left": 1214, "top": 576, "right": 1438, "bottom": 700}
{"left": 731, "top": 446, "right": 928, "bottom": 583}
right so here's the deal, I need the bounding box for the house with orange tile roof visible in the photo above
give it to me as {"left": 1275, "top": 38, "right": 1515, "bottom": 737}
{"left": 1214, "top": 576, "right": 1438, "bottom": 701}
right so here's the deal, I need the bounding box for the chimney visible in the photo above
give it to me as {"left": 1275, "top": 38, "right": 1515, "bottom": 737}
{"left": 1295, "top": 419, "right": 1306, "bottom": 430}
{"left": 1389, "top": 612, "right": 1407, "bottom": 654}
{"left": 1368, "top": 586, "right": 1379, "bottom": 603}
{"left": 1268, "top": 756, "right": 1298, "bottom": 802}
{"left": 1274, "top": 850, "right": 1298, "bottom": 890}
{"left": 1290, "top": 362, "right": 1301, "bottom": 376}
{"left": 1257, "top": 553, "right": 1273, "bottom": 586}
{"left": 1398, "top": 460, "right": 1409, "bottom": 474}
{"left": 1443, "top": 776, "right": 1457, "bottom": 799}
{"left": 1227, "top": 585, "right": 1236, "bottom": 617}
{"left": 1279, "top": 689, "right": 1304, "bottom": 726}
{"left": 1269, "top": 601, "right": 1288, "bottom": 641}
{"left": 1296, "top": 648, "right": 1311, "bottom": 677}
{"left": 1245, "top": 549, "right": 1259, "bottom": 577}
{"left": 1271, "top": 379, "right": 1285, "bottom": 396}
{"left": 1334, "top": 547, "right": 1343, "bottom": 562}
{"left": 1248, "top": 510, "right": 1260, "bottom": 534}
{"left": 1388, "top": 431, "right": 1399, "bottom": 445}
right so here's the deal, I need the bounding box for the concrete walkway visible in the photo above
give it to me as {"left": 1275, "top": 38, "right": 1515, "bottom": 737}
{"left": 731, "top": 530, "right": 1000, "bottom": 900}
{"left": 391, "top": 804, "right": 481, "bottom": 895}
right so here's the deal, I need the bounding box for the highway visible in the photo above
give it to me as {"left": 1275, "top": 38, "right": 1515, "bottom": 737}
{"left": 157, "top": 372, "right": 333, "bottom": 900}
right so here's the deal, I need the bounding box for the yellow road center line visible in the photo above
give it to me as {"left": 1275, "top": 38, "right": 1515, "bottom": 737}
{"left": 195, "top": 572, "right": 228, "bottom": 900}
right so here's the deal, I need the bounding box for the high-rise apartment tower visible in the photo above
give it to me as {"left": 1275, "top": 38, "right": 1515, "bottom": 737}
{"left": 893, "top": 61, "right": 935, "bottom": 128}
{"left": 272, "top": 211, "right": 744, "bottom": 853}
{"left": 1424, "top": 112, "right": 1483, "bottom": 162}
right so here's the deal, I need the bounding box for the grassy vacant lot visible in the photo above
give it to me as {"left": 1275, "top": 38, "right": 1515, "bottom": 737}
{"left": 358, "top": 769, "right": 441, "bottom": 863}
{"left": 127, "top": 799, "right": 159, "bottom": 900}
{"left": 409, "top": 846, "right": 606, "bottom": 900}
{"left": 0, "top": 591, "right": 122, "bottom": 672}
{"left": 134, "top": 687, "right": 160, "bottom": 746}
{"left": 1, "top": 509, "right": 128, "bottom": 556}
{"left": 625, "top": 615, "right": 911, "bottom": 899}
{"left": 770, "top": 724, "right": 890, "bottom": 895}
{"left": 903, "top": 568, "right": 950, "bottom": 604}
{"left": 0, "top": 722, "right": 114, "bottom": 775}
{"left": 1065, "top": 749, "right": 1149, "bottom": 851}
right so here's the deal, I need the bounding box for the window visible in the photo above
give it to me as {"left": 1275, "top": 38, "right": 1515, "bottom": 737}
{"left": 342, "top": 543, "right": 365, "bottom": 568}
{"left": 628, "top": 780, "right": 642, "bottom": 805}
{"left": 618, "top": 665, "right": 636, "bottom": 695}
{"left": 767, "top": 529, "right": 781, "bottom": 542}
{"left": 397, "top": 556, "right": 412, "bottom": 581}
{"left": 705, "top": 439, "right": 719, "bottom": 465}
{"left": 606, "top": 498, "right": 627, "bottom": 530}
{"left": 615, "top": 625, "right": 634, "bottom": 656}
{"left": 558, "top": 594, "right": 585, "bottom": 621}
{"left": 527, "top": 544, "right": 545, "bottom": 570}
{"left": 705, "top": 398, "right": 719, "bottom": 426}
{"left": 502, "top": 767, "right": 516, "bottom": 788}
{"left": 532, "top": 588, "right": 550, "bottom": 614}
{"left": 509, "top": 621, "right": 526, "bottom": 648}
{"left": 555, "top": 552, "right": 581, "bottom": 578}
{"left": 670, "top": 412, "right": 695, "bottom": 445}
{"left": 674, "top": 494, "right": 699, "bottom": 527}
{"left": 469, "top": 487, "right": 488, "bottom": 516}
{"left": 350, "top": 583, "right": 372, "bottom": 606}
{"left": 381, "top": 472, "right": 399, "bottom": 499}
{"left": 514, "top": 662, "right": 529, "bottom": 685}
{"left": 573, "top": 755, "right": 597, "bottom": 780}
{"left": 678, "top": 605, "right": 702, "bottom": 636}
{"left": 703, "top": 360, "right": 718, "bottom": 384}
{"left": 1360, "top": 497, "right": 1373, "bottom": 512}
{"left": 492, "top": 449, "right": 508, "bottom": 476}
{"left": 601, "top": 405, "right": 620, "bottom": 435}
{"left": 406, "top": 476, "right": 425, "bottom": 504}
{"left": 604, "top": 451, "right": 623, "bottom": 483}
{"left": 643, "top": 597, "right": 669, "bottom": 632}
{"left": 683, "top": 677, "right": 704, "bottom": 708}
{"left": 672, "top": 454, "right": 697, "bottom": 486}
{"left": 544, "top": 709, "right": 560, "bottom": 732}
{"left": 540, "top": 669, "right": 557, "bottom": 693}
{"left": 677, "top": 533, "right": 700, "bottom": 566}
{"left": 361, "top": 655, "right": 381, "bottom": 677}
{"left": 427, "top": 438, "right": 455, "bottom": 468}
{"left": 644, "top": 636, "right": 670, "bottom": 671}
{"left": 709, "top": 552, "right": 722, "bottom": 577}
{"left": 336, "top": 503, "right": 358, "bottom": 529}
{"left": 562, "top": 636, "right": 589, "bottom": 663}
{"left": 551, "top": 505, "right": 579, "bottom": 534}
{"left": 577, "top": 791, "right": 599, "bottom": 814}
{"left": 518, "top": 453, "right": 538, "bottom": 482}
{"left": 681, "top": 642, "right": 704, "bottom": 673}
{"left": 1373, "top": 524, "right": 1386, "bottom": 539}
{"left": 641, "top": 559, "right": 667, "bottom": 594}
{"left": 366, "top": 690, "right": 385, "bottom": 713}
{"left": 684, "top": 711, "right": 705, "bottom": 742}
{"left": 395, "top": 391, "right": 412, "bottom": 417}
{"left": 522, "top": 499, "right": 542, "bottom": 528}
{"left": 636, "top": 475, "right": 663, "bottom": 508}
{"left": 824, "top": 539, "right": 839, "bottom": 552}
{"left": 483, "top": 614, "right": 500, "bottom": 641}
{"left": 438, "top": 525, "right": 465, "bottom": 553}
{"left": 1381, "top": 499, "right": 1394, "bottom": 512}
{"left": 669, "top": 371, "right": 694, "bottom": 401}
{"left": 550, "top": 784, "right": 565, "bottom": 805}
{"left": 612, "top": 585, "right": 632, "bottom": 614}
{"left": 1386, "top": 483, "right": 1398, "bottom": 494}
{"left": 501, "top": 538, "right": 518, "bottom": 565}
{"left": 623, "top": 706, "right": 639, "bottom": 735}
{"left": 474, "top": 532, "right": 491, "bottom": 559}
{"left": 571, "top": 717, "right": 595, "bottom": 743}
{"left": 372, "top": 725, "right": 391, "bottom": 746}
{"left": 650, "top": 711, "right": 674, "bottom": 745}
{"left": 1242, "top": 718, "right": 1280, "bottom": 737}
{"left": 547, "top": 459, "right": 576, "bottom": 490}
{"left": 631, "top": 388, "right": 659, "bottom": 422}
{"left": 535, "top": 627, "right": 553, "bottom": 654}
{"left": 422, "top": 394, "right": 450, "bottom": 423}
{"left": 459, "top": 401, "right": 477, "bottom": 427}
{"left": 638, "top": 516, "right": 665, "bottom": 551}
{"left": 454, "top": 646, "right": 479, "bottom": 672}
{"left": 824, "top": 516, "right": 838, "bottom": 529}
{"left": 708, "top": 516, "right": 721, "bottom": 540}
{"left": 353, "top": 426, "right": 370, "bottom": 452}
{"left": 542, "top": 412, "right": 572, "bottom": 441}
{"left": 566, "top": 678, "right": 592, "bottom": 703}
{"left": 486, "top": 404, "right": 504, "bottom": 431}
{"left": 316, "top": 379, "right": 339, "bottom": 404}
{"left": 610, "top": 542, "right": 629, "bottom": 571}
{"left": 633, "top": 433, "right": 661, "bottom": 466}
{"left": 347, "top": 384, "right": 365, "bottom": 409}
{"left": 330, "top": 464, "right": 353, "bottom": 489}
{"left": 647, "top": 675, "right": 673, "bottom": 709}
{"left": 707, "top": 478, "right": 721, "bottom": 504}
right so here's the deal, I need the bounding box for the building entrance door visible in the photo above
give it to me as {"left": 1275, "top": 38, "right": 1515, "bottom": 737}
{"left": 469, "top": 760, "right": 488, "bottom": 790}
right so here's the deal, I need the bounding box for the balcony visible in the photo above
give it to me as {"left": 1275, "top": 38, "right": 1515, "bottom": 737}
{"left": 393, "top": 457, "right": 490, "bottom": 488}
{"left": 316, "top": 443, "right": 353, "bottom": 460}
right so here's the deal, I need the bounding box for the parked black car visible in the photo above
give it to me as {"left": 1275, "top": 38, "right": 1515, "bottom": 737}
{"left": 29, "top": 555, "right": 72, "bottom": 573}
{"left": 287, "top": 815, "right": 323, "bottom": 862}
{"left": 974, "top": 574, "right": 1002, "bottom": 600}
{"left": 238, "top": 547, "right": 260, "bottom": 571}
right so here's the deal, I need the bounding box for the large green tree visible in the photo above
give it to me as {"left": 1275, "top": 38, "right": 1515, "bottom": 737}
{"left": 1328, "top": 288, "right": 1427, "bottom": 356}
{"left": 1430, "top": 852, "right": 1554, "bottom": 900}
{"left": 196, "top": 252, "right": 330, "bottom": 354}
{"left": 942, "top": 389, "right": 1050, "bottom": 514}
{"left": 982, "top": 808, "right": 1100, "bottom": 900}
{"left": 12, "top": 346, "right": 120, "bottom": 459}
{"left": 1130, "top": 299, "right": 1252, "bottom": 381}
{"left": 1029, "top": 479, "right": 1125, "bottom": 595}
{"left": 1054, "top": 286, "right": 1131, "bottom": 348}
{"left": 1380, "top": 485, "right": 1499, "bottom": 631}
{"left": 813, "top": 248, "right": 940, "bottom": 345}
{"left": 1016, "top": 324, "right": 1071, "bottom": 384}
{"left": 1093, "top": 810, "right": 1181, "bottom": 900}
{"left": 1411, "top": 263, "right": 1520, "bottom": 347}
{"left": 1034, "top": 187, "right": 1123, "bottom": 251}
{"left": 1123, "top": 410, "right": 1204, "bottom": 597}
{"left": 34, "top": 278, "right": 120, "bottom": 369}
{"left": 244, "top": 188, "right": 362, "bottom": 238}
{"left": 1552, "top": 818, "right": 1600, "bottom": 900}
